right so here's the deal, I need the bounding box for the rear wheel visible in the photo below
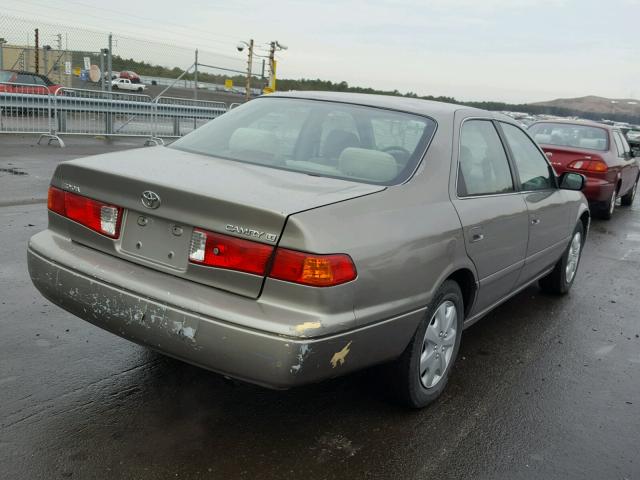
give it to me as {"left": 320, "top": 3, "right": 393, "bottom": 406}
{"left": 393, "top": 280, "right": 463, "bottom": 408}
{"left": 621, "top": 178, "right": 638, "bottom": 206}
{"left": 598, "top": 188, "right": 617, "bottom": 220}
{"left": 539, "top": 222, "right": 584, "bottom": 294}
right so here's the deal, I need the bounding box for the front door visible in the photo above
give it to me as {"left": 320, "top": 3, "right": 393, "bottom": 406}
{"left": 451, "top": 118, "right": 529, "bottom": 316}
{"left": 498, "top": 122, "right": 572, "bottom": 283}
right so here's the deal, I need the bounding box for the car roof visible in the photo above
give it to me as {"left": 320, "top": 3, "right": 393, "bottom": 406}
{"left": 269, "top": 90, "right": 508, "bottom": 122}
{"left": 531, "top": 118, "right": 612, "bottom": 131}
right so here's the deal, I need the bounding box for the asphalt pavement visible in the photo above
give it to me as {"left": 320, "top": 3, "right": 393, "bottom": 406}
{"left": 1, "top": 135, "right": 639, "bottom": 480}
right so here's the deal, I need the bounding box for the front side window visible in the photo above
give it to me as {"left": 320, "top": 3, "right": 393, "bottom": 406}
{"left": 457, "top": 120, "right": 514, "bottom": 196}
{"left": 501, "top": 123, "right": 553, "bottom": 191}
{"left": 170, "top": 97, "right": 437, "bottom": 185}
{"left": 32, "top": 76, "right": 47, "bottom": 86}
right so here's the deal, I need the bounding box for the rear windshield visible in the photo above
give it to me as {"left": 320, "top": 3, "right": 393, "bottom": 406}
{"left": 528, "top": 122, "right": 608, "bottom": 151}
{"left": 170, "top": 97, "right": 437, "bottom": 185}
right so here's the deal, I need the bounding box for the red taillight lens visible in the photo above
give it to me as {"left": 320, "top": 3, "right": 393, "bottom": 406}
{"left": 269, "top": 249, "right": 357, "bottom": 287}
{"left": 568, "top": 159, "right": 608, "bottom": 173}
{"left": 188, "top": 228, "right": 274, "bottom": 275}
{"left": 47, "top": 186, "right": 123, "bottom": 238}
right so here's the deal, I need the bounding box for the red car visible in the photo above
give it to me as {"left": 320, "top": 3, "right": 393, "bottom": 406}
{"left": 118, "top": 71, "right": 141, "bottom": 84}
{"left": 529, "top": 120, "right": 639, "bottom": 219}
{"left": 0, "top": 70, "right": 63, "bottom": 95}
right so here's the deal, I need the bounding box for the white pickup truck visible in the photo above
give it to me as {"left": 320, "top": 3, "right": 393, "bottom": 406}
{"left": 111, "top": 78, "right": 146, "bottom": 92}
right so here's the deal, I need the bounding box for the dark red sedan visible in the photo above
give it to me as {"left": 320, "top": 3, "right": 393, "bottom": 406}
{"left": 529, "top": 120, "right": 639, "bottom": 219}
{"left": 0, "top": 70, "right": 63, "bottom": 95}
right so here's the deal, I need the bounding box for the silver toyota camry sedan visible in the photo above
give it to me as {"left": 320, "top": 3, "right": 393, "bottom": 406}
{"left": 28, "top": 92, "right": 589, "bottom": 408}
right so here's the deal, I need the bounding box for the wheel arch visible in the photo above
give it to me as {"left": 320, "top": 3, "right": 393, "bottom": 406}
{"left": 445, "top": 268, "right": 477, "bottom": 318}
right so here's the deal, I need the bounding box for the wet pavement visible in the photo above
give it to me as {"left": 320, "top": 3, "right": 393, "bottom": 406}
{"left": 1, "top": 136, "right": 639, "bottom": 479}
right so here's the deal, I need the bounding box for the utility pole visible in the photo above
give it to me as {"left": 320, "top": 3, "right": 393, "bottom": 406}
{"left": 265, "top": 41, "right": 286, "bottom": 93}
{"left": 194, "top": 49, "right": 198, "bottom": 100}
{"left": 107, "top": 33, "right": 113, "bottom": 93}
{"left": 43, "top": 45, "right": 51, "bottom": 76}
{"left": 34, "top": 28, "right": 39, "bottom": 74}
{"left": 245, "top": 39, "right": 254, "bottom": 102}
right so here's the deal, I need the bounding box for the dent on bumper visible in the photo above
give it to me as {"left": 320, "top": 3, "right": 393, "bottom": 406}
{"left": 27, "top": 245, "right": 423, "bottom": 389}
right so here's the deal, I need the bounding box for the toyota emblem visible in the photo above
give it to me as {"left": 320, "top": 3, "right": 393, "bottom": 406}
{"left": 141, "top": 190, "right": 161, "bottom": 209}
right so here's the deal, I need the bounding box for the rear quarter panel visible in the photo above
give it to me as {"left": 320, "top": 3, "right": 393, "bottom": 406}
{"left": 271, "top": 118, "right": 476, "bottom": 331}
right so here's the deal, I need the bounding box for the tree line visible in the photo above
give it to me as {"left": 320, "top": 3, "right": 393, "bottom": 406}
{"left": 94, "top": 54, "right": 640, "bottom": 124}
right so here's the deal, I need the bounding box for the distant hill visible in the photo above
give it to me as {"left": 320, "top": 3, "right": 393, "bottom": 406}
{"left": 532, "top": 96, "right": 640, "bottom": 121}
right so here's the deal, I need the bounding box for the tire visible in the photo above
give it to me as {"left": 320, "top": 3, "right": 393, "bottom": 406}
{"left": 597, "top": 187, "right": 617, "bottom": 220}
{"left": 539, "top": 222, "right": 584, "bottom": 295}
{"left": 621, "top": 178, "right": 638, "bottom": 206}
{"left": 138, "top": 88, "right": 143, "bottom": 92}
{"left": 392, "top": 280, "right": 464, "bottom": 409}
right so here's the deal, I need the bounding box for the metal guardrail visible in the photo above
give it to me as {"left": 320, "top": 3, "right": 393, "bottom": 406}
{"left": 0, "top": 82, "right": 228, "bottom": 146}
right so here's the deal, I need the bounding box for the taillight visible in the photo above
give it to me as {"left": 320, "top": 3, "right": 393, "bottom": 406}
{"left": 188, "top": 228, "right": 357, "bottom": 286}
{"left": 269, "top": 248, "right": 357, "bottom": 287}
{"left": 568, "top": 159, "right": 607, "bottom": 173}
{"left": 189, "top": 228, "right": 274, "bottom": 275}
{"left": 47, "top": 186, "right": 123, "bottom": 238}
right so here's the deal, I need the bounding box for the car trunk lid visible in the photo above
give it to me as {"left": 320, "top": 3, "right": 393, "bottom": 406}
{"left": 540, "top": 145, "right": 603, "bottom": 174}
{"left": 52, "top": 146, "right": 384, "bottom": 297}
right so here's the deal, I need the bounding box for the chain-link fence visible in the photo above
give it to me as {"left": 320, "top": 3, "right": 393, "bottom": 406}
{"left": 0, "top": 14, "right": 265, "bottom": 100}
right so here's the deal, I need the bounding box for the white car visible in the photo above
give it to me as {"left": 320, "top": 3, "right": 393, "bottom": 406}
{"left": 111, "top": 78, "right": 146, "bottom": 92}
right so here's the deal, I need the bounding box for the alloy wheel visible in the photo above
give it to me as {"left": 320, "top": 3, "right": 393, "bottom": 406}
{"left": 565, "top": 231, "right": 582, "bottom": 284}
{"left": 420, "top": 300, "right": 457, "bottom": 389}
{"left": 609, "top": 189, "right": 616, "bottom": 216}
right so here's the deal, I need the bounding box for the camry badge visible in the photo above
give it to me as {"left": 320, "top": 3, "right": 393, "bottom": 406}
{"left": 141, "top": 190, "right": 161, "bottom": 209}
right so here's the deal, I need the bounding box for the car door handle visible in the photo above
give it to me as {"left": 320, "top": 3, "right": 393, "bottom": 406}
{"left": 470, "top": 233, "right": 484, "bottom": 243}
{"left": 531, "top": 218, "right": 541, "bottom": 225}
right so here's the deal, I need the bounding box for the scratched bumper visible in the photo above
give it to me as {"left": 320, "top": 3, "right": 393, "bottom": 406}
{"left": 27, "top": 231, "right": 420, "bottom": 389}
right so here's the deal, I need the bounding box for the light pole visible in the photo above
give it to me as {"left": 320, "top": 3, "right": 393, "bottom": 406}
{"left": 237, "top": 39, "right": 254, "bottom": 102}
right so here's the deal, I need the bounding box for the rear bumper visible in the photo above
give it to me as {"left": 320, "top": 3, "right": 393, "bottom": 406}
{"left": 582, "top": 177, "right": 615, "bottom": 203}
{"left": 27, "top": 231, "right": 422, "bottom": 389}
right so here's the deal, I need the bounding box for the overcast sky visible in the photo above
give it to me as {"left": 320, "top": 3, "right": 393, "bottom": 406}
{"left": 5, "top": 0, "right": 640, "bottom": 103}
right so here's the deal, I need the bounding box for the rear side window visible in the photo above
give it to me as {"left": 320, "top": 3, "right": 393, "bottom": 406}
{"left": 501, "top": 123, "right": 553, "bottom": 191}
{"left": 170, "top": 97, "right": 437, "bottom": 185}
{"left": 613, "top": 131, "right": 630, "bottom": 157}
{"left": 16, "top": 74, "right": 35, "bottom": 84}
{"left": 457, "top": 120, "right": 514, "bottom": 197}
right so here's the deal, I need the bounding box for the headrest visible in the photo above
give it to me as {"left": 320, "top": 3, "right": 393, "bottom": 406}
{"left": 229, "top": 128, "right": 278, "bottom": 156}
{"left": 579, "top": 138, "right": 605, "bottom": 150}
{"left": 338, "top": 147, "right": 398, "bottom": 182}
{"left": 534, "top": 133, "right": 552, "bottom": 144}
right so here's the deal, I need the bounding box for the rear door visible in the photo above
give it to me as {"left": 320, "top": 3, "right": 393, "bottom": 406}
{"left": 451, "top": 117, "right": 529, "bottom": 316}
{"left": 613, "top": 130, "right": 638, "bottom": 195}
{"left": 498, "top": 122, "right": 571, "bottom": 283}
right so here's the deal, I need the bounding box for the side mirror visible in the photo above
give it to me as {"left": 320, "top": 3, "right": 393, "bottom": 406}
{"left": 559, "top": 172, "right": 585, "bottom": 191}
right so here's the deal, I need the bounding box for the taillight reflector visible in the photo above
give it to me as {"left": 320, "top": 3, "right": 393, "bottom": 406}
{"left": 568, "top": 159, "right": 607, "bottom": 173}
{"left": 269, "top": 249, "right": 357, "bottom": 287}
{"left": 47, "top": 186, "right": 123, "bottom": 238}
{"left": 189, "top": 228, "right": 274, "bottom": 275}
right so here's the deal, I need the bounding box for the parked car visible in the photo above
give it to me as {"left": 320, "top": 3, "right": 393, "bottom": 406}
{"left": 624, "top": 129, "right": 640, "bottom": 156}
{"left": 111, "top": 78, "right": 146, "bottom": 92}
{"left": 28, "top": 92, "right": 589, "bottom": 408}
{"left": 0, "top": 70, "right": 63, "bottom": 94}
{"left": 529, "top": 120, "right": 639, "bottom": 219}
{"left": 118, "top": 70, "right": 141, "bottom": 84}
